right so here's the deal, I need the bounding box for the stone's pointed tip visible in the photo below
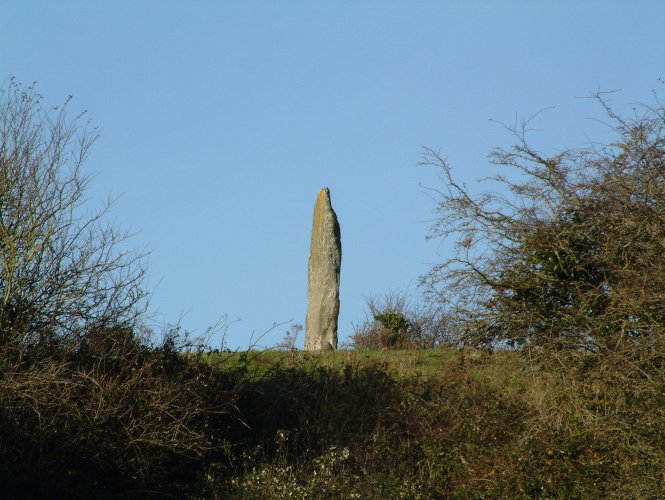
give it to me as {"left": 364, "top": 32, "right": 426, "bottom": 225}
{"left": 317, "top": 187, "right": 331, "bottom": 204}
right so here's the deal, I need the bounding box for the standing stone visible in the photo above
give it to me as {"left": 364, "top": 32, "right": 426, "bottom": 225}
{"left": 305, "top": 187, "right": 341, "bottom": 350}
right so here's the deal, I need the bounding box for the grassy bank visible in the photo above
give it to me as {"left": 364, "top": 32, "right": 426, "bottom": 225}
{"left": 2, "top": 344, "right": 663, "bottom": 498}
{"left": 199, "top": 347, "right": 664, "bottom": 498}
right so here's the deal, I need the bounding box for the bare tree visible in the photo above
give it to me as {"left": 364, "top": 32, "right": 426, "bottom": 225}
{"left": 421, "top": 88, "right": 665, "bottom": 353}
{"left": 0, "top": 78, "right": 147, "bottom": 348}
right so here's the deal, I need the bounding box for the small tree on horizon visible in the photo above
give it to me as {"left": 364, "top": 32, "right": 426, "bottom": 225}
{"left": 351, "top": 290, "right": 454, "bottom": 349}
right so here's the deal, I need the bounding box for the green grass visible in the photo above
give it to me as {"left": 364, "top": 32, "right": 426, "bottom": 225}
{"left": 205, "top": 347, "right": 526, "bottom": 390}
{"left": 208, "top": 347, "right": 460, "bottom": 376}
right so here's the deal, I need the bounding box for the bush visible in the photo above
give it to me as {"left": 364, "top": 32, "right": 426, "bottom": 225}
{"left": 422, "top": 89, "right": 665, "bottom": 354}
{"left": 351, "top": 291, "right": 455, "bottom": 349}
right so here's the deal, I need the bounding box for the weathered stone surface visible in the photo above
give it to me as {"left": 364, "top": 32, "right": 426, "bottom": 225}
{"left": 305, "top": 187, "right": 341, "bottom": 350}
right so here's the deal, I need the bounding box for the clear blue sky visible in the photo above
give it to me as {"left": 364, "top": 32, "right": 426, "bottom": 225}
{"left": 2, "top": 1, "right": 663, "bottom": 349}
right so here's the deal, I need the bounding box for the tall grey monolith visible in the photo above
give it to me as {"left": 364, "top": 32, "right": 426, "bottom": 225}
{"left": 305, "top": 187, "right": 341, "bottom": 351}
